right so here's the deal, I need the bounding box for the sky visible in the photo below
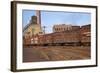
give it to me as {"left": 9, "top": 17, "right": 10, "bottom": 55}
{"left": 22, "top": 10, "right": 91, "bottom": 33}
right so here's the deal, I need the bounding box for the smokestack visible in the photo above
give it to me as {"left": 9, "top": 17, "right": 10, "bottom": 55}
{"left": 36, "top": 10, "right": 41, "bottom": 25}
{"left": 36, "top": 10, "right": 42, "bottom": 30}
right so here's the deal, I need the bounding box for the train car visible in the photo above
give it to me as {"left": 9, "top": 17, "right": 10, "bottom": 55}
{"left": 38, "top": 34, "right": 53, "bottom": 46}
{"left": 37, "top": 29, "right": 81, "bottom": 46}
{"left": 52, "top": 29, "right": 81, "bottom": 46}
{"left": 80, "top": 25, "right": 91, "bottom": 46}
{"left": 63, "top": 30, "right": 81, "bottom": 46}
{"left": 23, "top": 36, "right": 32, "bottom": 46}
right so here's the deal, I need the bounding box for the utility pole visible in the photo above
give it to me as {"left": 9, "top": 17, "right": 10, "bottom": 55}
{"left": 43, "top": 26, "right": 46, "bottom": 34}
{"left": 42, "top": 26, "right": 46, "bottom": 44}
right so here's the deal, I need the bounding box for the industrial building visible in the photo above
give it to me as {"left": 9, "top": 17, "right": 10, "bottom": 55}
{"left": 23, "top": 11, "right": 42, "bottom": 39}
{"left": 53, "top": 24, "right": 80, "bottom": 32}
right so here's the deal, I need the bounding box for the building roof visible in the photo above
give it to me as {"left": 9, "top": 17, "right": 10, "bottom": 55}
{"left": 23, "top": 23, "right": 32, "bottom": 32}
{"left": 81, "top": 24, "right": 91, "bottom": 28}
{"left": 53, "top": 24, "right": 72, "bottom": 28}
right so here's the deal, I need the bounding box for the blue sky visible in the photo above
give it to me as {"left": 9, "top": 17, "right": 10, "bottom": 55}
{"left": 22, "top": 10, "right": 91, "bottom": 33}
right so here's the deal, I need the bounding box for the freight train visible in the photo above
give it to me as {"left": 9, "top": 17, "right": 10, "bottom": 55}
{"left": 23, "top": 25, "right": 91, "bottom": 46}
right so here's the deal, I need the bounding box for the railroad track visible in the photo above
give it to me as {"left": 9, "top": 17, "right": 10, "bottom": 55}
{"left": 23, "top": 46, "right": 90, "bottom": 62}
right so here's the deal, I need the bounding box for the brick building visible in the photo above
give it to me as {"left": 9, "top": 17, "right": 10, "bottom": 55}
{"left": 53, "top": 24, "right": 80, "bottom": 32}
